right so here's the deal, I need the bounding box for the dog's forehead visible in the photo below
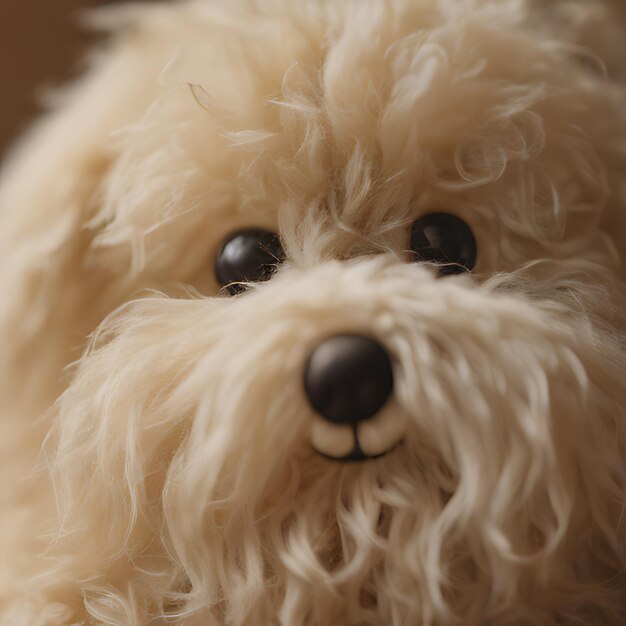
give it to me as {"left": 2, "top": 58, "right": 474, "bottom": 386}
{"left": 93, "top": 0, "right": 618, "bottom": 274}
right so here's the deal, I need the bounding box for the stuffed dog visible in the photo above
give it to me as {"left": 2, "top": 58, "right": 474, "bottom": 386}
{"left": 1, "top": 0, "right": 625, "bottom": 624}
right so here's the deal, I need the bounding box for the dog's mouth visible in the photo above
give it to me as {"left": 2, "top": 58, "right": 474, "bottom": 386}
{"left": 312, "top": 424, "right": 403, "bottom": 462}
{"left": 309, "top": 403, "right": 407, "bottom": 461}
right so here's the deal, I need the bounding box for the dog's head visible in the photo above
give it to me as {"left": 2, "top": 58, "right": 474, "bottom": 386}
{"left": 3, "top": 0, "right": 626, "bottom": 624}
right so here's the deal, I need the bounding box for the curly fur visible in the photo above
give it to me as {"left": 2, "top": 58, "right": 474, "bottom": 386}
{"left": 0, "top": 1, "right": 625, "bottom": 624}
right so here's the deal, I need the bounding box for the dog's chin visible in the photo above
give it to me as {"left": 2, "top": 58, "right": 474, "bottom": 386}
{"left": 309, "top": 400, "right": 408, "bottom": 461}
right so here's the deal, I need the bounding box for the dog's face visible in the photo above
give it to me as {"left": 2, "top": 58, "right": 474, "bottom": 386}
{"left": 3, "top": 1, "right": 626, "bottom": 624}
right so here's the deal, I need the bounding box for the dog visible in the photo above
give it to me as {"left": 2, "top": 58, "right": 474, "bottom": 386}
{"left": 1, "top": 0, "right": 625, "bottom": 624}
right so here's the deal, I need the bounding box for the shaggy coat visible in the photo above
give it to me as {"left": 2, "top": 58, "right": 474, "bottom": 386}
{"left": 0, "top": 0, "right": 625, "bottom": 624}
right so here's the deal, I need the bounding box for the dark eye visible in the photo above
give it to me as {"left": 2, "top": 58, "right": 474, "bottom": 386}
{"left": 410, "top": 212, "right": 477, "bottom": 275}
{"left": 215, "top": 228, "right": 285, "bottom": 295}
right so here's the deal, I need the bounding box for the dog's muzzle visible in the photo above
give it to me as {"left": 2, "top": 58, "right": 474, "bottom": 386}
{"left": 304, "top": 334, "right": 405, "bottom": 461}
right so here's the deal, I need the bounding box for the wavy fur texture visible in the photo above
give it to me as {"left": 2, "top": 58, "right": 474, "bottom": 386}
{"left": 0, "top": 1, "right": 625, "bottom": 624}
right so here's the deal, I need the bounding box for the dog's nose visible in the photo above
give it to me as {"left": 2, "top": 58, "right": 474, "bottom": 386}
{"left": 304, "top": 334, "right": 394, "bottom": 425}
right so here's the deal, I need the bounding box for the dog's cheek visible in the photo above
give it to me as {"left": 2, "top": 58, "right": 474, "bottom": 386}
{"left": 384, "top": 292, "right": 625, "bottom": 595}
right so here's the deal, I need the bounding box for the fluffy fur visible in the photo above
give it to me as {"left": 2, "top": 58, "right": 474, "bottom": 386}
{"left": 1, "top": 0, "right": 625, "bottom": 624}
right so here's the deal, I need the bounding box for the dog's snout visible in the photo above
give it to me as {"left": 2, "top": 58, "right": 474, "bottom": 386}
{"left": 304, "top": 334, "right": 394, "bottom": 425}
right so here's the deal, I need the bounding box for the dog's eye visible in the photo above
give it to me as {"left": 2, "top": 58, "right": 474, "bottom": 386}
{"left": 410, "top": 212, "right": 477, "bottom": 275}
{"left": 215, "top": 228, "right": 285, "bottom": 295}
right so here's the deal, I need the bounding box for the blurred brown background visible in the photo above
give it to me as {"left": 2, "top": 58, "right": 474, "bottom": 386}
{"left": 0, "top": 0, "right": 129, "bottom": 159}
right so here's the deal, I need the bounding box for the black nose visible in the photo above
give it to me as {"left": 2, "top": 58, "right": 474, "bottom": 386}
{"left": 303, "top": 334, "right": 394, "bottom": 425}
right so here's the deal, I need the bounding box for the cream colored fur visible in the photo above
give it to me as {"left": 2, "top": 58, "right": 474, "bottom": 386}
{"left": 0, "top": 0, "right": 625, "bottom": 624}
